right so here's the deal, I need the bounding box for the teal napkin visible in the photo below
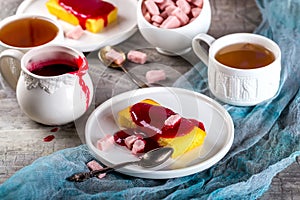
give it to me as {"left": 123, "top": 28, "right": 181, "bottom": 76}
{"left": 1, "top": 0, "right": 299, "bottom": 199}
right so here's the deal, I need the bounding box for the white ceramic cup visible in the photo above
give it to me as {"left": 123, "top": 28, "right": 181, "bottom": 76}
{"left": 0, "top": 14, "right": 64, "bottom": 90}
{"left": 192, "top": 33, "right": 281, "bottom": 106}
{"left": 137, "top": 0, "right": 211, "bottom": 55}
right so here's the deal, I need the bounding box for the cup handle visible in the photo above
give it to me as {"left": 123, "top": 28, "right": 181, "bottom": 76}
{"left": 0, "top": 49, "right": 24, "bottom": 90}
{"left": 192, "top": 33, "right": 216, "bottom": 66}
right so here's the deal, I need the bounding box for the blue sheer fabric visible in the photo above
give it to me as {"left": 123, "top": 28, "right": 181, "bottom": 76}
{"left": 1, "top": 0, "right": 299, "bottom": 199}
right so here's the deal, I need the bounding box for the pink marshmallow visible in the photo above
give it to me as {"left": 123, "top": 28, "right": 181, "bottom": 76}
{"left": 164, "top": 5, "right": 177, "bottom": 16}
{"left": 191, "top": 7, "right": 202, "bottom": 17}
{"left": 131, "top": 139, "right": 146, "bottom": 154}
{"left": 142, "top": 3, "right": 148, "bottom": 15}
{"left": 65, "top": 25, "right": 84, "bottom": 40}
{"left": 157, "top": 0, "right": 175, "bottom": 10}
{"left": 144, "top": 0, "right": 160, "bottom": 15}
{"left": 165, "top": 114, "right": 181, "bottom": 127}
{"left": 105, "top": 48, "right": 125, "bottom": 65}
{"left": 124, "top": 135, "right": 140, "bottom": 149}
{"left": 152, "top": 15, "right": 164, "bottom": 24}
{"left": 144, "top": 12, "right": 152, "bottom": 22}
{"left": 152, "top": 22, "right": 161, "bottom": 27}
{"left": 160, "top": 15, "right": 181, "bottom": 29}
{"left": 191, "top": 0, "right": 203, "bottom": 7}
{"left": 176, "top": 0, "right": 191, "bottom": 14}
{"left": 145, "top": 69, "right": 166, "bottom": 83}
{"left": 86, "top": 160, "right": 106, "bottom": 179}
{"left": 96, "top": 135, "right": 114, "bottom": 151}
{"left": 171, "top": 7, "right": 189, "bottom": 25}
{"left": 127, "top": 50, "right": 147, "bottom": 64}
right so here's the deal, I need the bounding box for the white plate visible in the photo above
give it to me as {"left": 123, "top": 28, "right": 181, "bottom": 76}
{"left": 17, "top": 0, "right": 137, "bottom": 52}
{"left": 85, "top": 87, "right": 234, "bottom": 179}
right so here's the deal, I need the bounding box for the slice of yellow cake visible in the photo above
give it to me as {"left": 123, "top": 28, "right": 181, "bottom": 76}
{"left": 46, "top": 0, "right": 118, "bottom": 33}
{"left": 116, "top": 99, "right": 206, "bottom": 158}
{"left": 157, "top": 126, "right": 206, "bottom": 158}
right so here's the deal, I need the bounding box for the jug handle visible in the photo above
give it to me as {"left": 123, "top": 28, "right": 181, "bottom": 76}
{"left": 192, "top": 33, "right": 216, "bottom": 66}
{"left": 0, "top": 49, "right": 24, "bottom": 90}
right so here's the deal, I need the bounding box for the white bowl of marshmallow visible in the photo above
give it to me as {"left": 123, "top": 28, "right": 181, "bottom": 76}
{"left": 137, "top": 0, "right": 211, "bottom": 55}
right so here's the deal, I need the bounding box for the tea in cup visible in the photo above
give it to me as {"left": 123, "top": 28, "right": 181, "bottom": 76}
{"left": 0, "top": 14, "right": 64, "bottom": 89}
{"left": 192, "top": 33, "right": 281, "bottom": 106}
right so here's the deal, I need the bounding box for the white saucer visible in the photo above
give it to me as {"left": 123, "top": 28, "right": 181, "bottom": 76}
{"left": 16, "top": 0, "right": 138, "bottom": 52}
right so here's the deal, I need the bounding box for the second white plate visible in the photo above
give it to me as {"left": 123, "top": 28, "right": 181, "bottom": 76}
{"left": 85, "top": 87, "right": 234, "bottom": 179}
{"left": 17, "top": 0, "right": 137, "bottom": 52}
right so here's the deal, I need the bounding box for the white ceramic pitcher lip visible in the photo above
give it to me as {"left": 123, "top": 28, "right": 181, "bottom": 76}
{"left": 207, "top": 33, "right": 281, "bottom": 72}
{"left": 0, "top": 13, "right": 64, "bottom": 50}
{"left": 20, "top": 44, "right": 88, "bottom": 80}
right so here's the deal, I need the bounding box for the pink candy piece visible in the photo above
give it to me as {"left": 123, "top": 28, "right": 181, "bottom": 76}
{"left": 87, "top": 160, "right": 106, "bottom": 179}
{"left": 165, "top": 114, "right": 181, "bottom": 127}
{"left": 152, "top": 22, "right": 161, "bottom": 27}
{"left": 152, "top": 15, "right": 164, "bottom": 24}
{"left": 191, "top": 0, "right": 203, "bottom": 7}
{"left": 158, "top": 0, "right": 175, "bottom": 10}
{"left": 176, "top": 0, "right": 191, "bottom": 14}
{"left": 171, "top": 7, "right": 189, "bottom": 25}
{"left": 144, "top": 12, "right": 152, "bottom": 22}
{"left": 191, "top": 7, "right": 202, "bottom": 17}
{"left": 131, "top": 139, "right": 146, "bottom": 154}
{"left": 144, "top": 0, "right": 160, "bottom": 15}
{"left": 142, "top": 3, "right": 148, "bottom": 15}
{"left": 105, "top": 48, "right": 125, "bottom": 65}
{"left": 160, "top": 15, "right": 181, "bottom": 29}
{"left": 164, "top": 5, "right": 177, "bottom": 16}
{"left": 145, "top": 69, "right": 166, "bottom": 84}
{"left": 127, "top": 50, "right": 147, "bottom": 64}
{"left": 96, "top": 135, "right": 114, "bottom": 151}
{"left": 65, "top": 25, "right": 84, "bottom": 40}
{"left": 124, "top": 135, "right": 140, "bottom": 149}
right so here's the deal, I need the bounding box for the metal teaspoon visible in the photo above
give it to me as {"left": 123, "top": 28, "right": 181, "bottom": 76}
{"left": 66, "top": 147, "right": 174, "bottom": 182}
{"left": 98, "top": 46, "right": 149, "bottom": 88}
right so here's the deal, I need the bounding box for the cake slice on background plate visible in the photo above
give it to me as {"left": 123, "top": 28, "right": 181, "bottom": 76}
{"left": 46, "top": 0, "right": 118, "bottom": 33}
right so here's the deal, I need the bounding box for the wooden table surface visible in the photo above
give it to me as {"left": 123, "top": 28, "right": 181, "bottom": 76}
{"left": 0, "top": 0, "right": 299, "bottom": 199}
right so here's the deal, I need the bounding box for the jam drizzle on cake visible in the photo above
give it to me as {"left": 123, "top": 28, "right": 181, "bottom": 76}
{"left": 58, "top": 0, "right": 116, "bottom": 30}
{"left": 114, "top": 102, "right": 205, "bottom": 153}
